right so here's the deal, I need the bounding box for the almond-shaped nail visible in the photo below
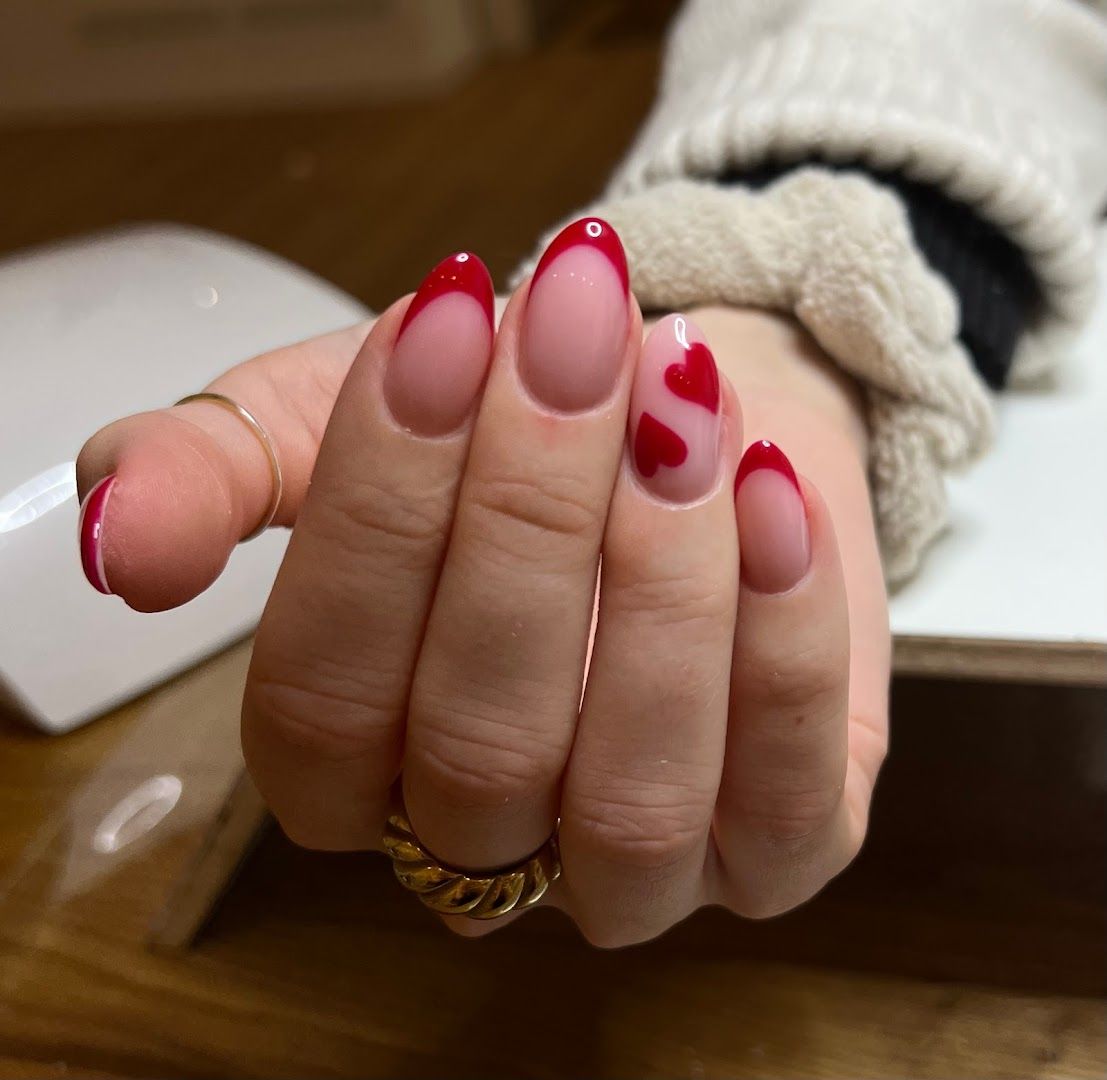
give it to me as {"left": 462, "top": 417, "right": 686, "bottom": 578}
{"left": 78, "top": 474, "right": 116, "bottom": 594}
{"left": 384, "top": 252, "right": 495, "bottom": 436}
{"left": 734, "top": 440, "right": 810, "bottom": 593}
{"left": 521, "top": 217, "right": 629, "bottom": 413}
{"left": 629, "top": 314, "right": 722, "bottom": 503}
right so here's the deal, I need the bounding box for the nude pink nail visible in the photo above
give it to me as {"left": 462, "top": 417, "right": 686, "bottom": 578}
{"left": 78, "top": 474, "right": 116, "bottom": 594}
{"left": 629, "top": 314, "right": 722, "bottom": 503}
{"left": 521, "top": 217, "right": 629, "bottom": 413}
{"left": 384, "top": 252, "right": 495, "bottom": 436}
{"left": 734, "top": 440, "right": 810, "bottom": 593}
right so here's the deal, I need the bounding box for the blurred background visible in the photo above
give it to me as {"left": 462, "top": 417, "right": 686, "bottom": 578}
{"left": 1, "top": 0, "right": 680, "bottom": 301}
{"left": 0, "top": 3, "right": 1104, "bottom": 1078}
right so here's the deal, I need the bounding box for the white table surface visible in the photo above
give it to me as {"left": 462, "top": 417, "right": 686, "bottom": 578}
{"left": 890, "top": 235, "right": 1106, "bottom": 654}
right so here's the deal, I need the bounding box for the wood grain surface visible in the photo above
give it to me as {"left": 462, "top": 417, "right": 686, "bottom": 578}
{"left": 0, "top": 3, "right": 1104, "bottom": 1076}
{"left": 2, "top": 654, "right": 1104, "bottom": 1078}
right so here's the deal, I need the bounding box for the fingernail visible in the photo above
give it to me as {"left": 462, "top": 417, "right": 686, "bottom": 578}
{"left": 734, "top": 440, "right": 810, "bottom": 593}
{"left": 630, "top": 314, "right": 722, "bottom": 503}
{"left": 520, "top": 217, "right": 629, "bottom": 412}
{"left": 384, "top": 252, "right": 495, "bottom": 436}
{"left": 78, "top": 474, "right": 116, "bottom": 594}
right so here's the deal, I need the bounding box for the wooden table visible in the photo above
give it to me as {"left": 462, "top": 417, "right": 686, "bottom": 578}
{"left": 2, "top": 643, "right": 1103, "bottom": 1078}
{"left": 1, "top": 4, "right": 1104, "bottom": 1075}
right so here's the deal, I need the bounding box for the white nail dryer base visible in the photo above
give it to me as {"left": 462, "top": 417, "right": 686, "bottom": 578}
{"left": 0, "top": 225, "right": 368, "bottom": 734}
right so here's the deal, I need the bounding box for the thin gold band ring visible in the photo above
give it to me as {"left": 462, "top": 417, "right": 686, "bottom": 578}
{"left": 174, "top": 392, "right": 283, "bottom": 540}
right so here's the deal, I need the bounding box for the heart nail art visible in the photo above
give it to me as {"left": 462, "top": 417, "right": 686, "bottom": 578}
{"left": 629, "top": 315, "right": 723, "bottom": 503}
{"left": 665, "top": 341, "right": 719, "bottom": 413}
{"left": 634, "top": 412, "right": 687, "bottom": 478}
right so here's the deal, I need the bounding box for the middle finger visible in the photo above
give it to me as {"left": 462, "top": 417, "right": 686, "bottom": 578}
{"left": 404, "top": 218, "right": 638, "bottom": 871}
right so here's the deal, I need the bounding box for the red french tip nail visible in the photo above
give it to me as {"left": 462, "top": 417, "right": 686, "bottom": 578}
{"left": 532, "top": 217, "right": 629, "bottom": 295}
{"left": 399, "top": 252, "right": 494, "bottom": 336}
{"left": 78, "top": 474, "right": 116, "bottom": 595}
{"left": 734, "top": 439, "right": 800, "bottom": 495}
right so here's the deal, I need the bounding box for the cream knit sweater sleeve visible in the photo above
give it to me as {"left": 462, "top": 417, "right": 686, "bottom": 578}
{"left": 522, "top": 0, "right": 1107, "bottom": 583}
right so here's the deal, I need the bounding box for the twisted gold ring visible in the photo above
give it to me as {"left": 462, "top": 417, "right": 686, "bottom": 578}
{"left": 174, "top": 392, "right": 283, "bottom": 540}
{"left": 382, "top": 808, "right": 561, "bottom": 920}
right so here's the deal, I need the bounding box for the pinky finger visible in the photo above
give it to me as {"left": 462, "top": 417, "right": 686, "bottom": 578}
{"left": 713, "top": 440, "right": 855, "bottom": 918}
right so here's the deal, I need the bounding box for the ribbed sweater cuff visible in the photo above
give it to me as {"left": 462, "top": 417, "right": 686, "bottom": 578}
{"left": 723, "top": 162, "right": 1044, "bottom": 390}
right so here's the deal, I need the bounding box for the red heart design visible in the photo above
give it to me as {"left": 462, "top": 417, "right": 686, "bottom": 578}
{"left": 634, "top": 412, "right": 687, "bottom": 478}
{"left": 665, "top": 341, "right": 719, "bottom": 413}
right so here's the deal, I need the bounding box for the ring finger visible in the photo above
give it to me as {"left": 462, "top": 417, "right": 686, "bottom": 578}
{"left": 560, "top": 315, "right": 741, "bottom": 946}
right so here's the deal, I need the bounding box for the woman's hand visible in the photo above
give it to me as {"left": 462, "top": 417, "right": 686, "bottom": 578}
{"left": 76, "top": 220, "right": 888, "bottom": 945}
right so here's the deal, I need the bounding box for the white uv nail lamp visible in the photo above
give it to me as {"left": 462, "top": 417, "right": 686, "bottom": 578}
{"left": 0, "top": 225, "right": 368, "bottom": 733}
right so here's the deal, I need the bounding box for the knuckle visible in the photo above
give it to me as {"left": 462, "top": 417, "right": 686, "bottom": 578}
{"left": 312, "top": 471, "right": 447, "bottom": 566}
{"left": 464, "top": 468, "right": 600, "bottom": 568}
{"left": 725, "top": 809, "right": 861, "bottom": 922}
{"left": 739, "top": 781, "right": 844, "bottom": 845}
{"left": 736, "top": 643, "right": 842, "bottom": 712}
{"left": 653, "top": 655, "right": 728, "bottom": 721}
{"left": 245, "top": 667, "right": 396, "bottom": 763}
{"left": 729, "top": 891, "right": 805, "bottom": 921}
{"left": 412, "top": 713, "right": 563, "bottom": 812}
{"left": 605, "top": 563, "right": 734, "bottom": 640}
{"left": 570, "top": 787, "right": 709, "bottom": 872}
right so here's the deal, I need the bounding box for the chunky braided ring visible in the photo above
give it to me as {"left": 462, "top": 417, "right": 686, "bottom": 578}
{"left": 382, "top": 808, "right": 561, "bottom": 920}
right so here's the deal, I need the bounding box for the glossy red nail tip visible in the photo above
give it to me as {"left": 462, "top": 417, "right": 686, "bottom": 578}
{"left": 521, "top": 216, "right": 630, "bottom": 413}
{"left": 664, "top": 340, "right": 719, "bottom": 413}
{"left": 531, "top": 217, "right": 629, "bottom": 295}
{"left": 734, "top": 439, "right": 800, "bottom": 495}
{"left": 733, "top": 439, "right": 809, "bottom": 593}
{"left": 78, "top": 474, "right": 116, "bottom": 594}
{"left": 399, "top": 251, "right": 494, "bottom": 336}
{"left": 634, "top": 412, "right": 688, "bottom": 478}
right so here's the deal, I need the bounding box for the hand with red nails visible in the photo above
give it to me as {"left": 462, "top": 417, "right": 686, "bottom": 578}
{"left": 76, "top": 219, "right": 888, "bottom": 943}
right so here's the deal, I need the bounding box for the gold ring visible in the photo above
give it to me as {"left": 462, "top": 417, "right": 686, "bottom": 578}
{"left": 382, "top": 808, "right": 561, "bottom": 920}
{"left": 174, "top": 392, "right": 283, "bottom": 540}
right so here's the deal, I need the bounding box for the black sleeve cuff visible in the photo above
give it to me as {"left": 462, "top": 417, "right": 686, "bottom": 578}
{"left": 720, "top": 163, "right": 1043, "bottom": 390}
